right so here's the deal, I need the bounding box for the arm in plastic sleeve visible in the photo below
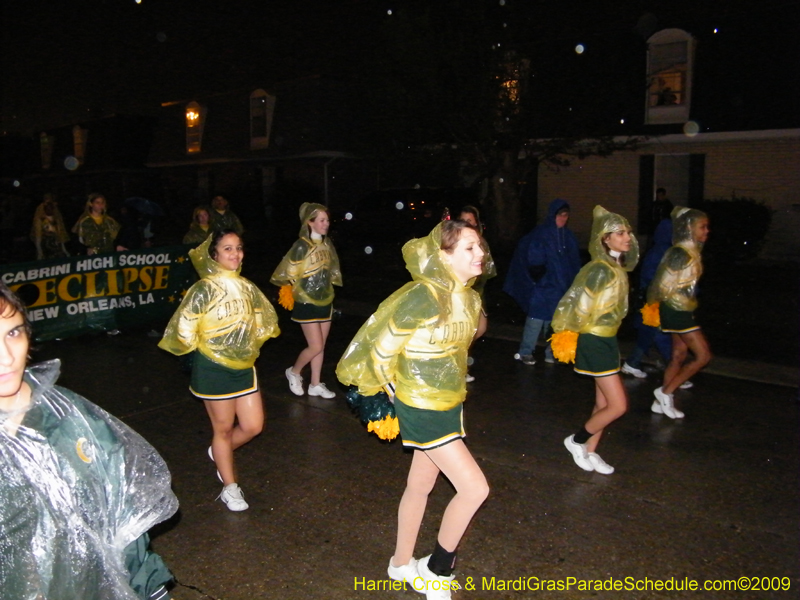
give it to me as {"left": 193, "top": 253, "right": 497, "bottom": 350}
{"left": 270, "top": 239, "right": 307, "bottom": 287}
{"left": 648, "top": 247, "right": 690, "bottom": 304}
{"left": 552, "top": 263, "right": 611, "bottom": 334}
{"left": 158, "top": 283, "right": 209, "bottom": 355}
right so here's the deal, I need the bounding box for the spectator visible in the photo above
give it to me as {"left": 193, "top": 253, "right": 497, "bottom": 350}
{"left": 504, "top": 199, "right": 581, "bottom": 365}
{"left": 209, "top": 195, "right": 244, "bottom": 235}
{"left": 0, "top": 282, "right": 178, "bottom": 600}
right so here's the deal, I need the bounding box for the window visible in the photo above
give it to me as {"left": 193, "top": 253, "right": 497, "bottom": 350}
{"left": 645, "top": 29, "right": 695, "bottom": 125}
{"left": 250, "top": 89, "right": 276, "bottom": 150}
{"left": 72, "top": 125, "right": 88, "bottom": 165}
{"left": 185, "top": 101, "right": 206, "bottom": 154}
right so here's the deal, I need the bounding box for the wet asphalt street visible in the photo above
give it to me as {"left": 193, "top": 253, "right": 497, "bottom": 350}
{"left": 32, "top": 306, "right": 798, "bottom": 600}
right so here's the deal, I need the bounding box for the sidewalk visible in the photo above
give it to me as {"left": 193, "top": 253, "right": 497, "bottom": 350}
{"left": 335, "top": 298, "right": 798, "bottom": 389}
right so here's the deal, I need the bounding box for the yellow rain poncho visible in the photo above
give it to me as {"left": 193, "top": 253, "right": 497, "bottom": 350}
{"left": 159, "top": 234, "right": 279, "bottom": 369}
{"left": 551, "top": 206, "right": 639, "bottom": 358}
{"left": 647, "top": 206, "right": 707, "bottom": 312}
{"left": 270, "top": 203, "right": 342, "bottom": 306}
{"left": 337, "top": 222, "right": 481, "bottom": 411}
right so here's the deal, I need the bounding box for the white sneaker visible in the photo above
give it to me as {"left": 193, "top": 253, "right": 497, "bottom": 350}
{"left": 285, "top": 367, "right": 304, "bottom": 396}
{"left": 464, "top": 373, "right": 475, "bottom": 383}
{"left": 218, "top": 483, "right": 249, "bottom": 511}
{"left": 563, "top": 435, "right": 594, "bottom": 471}
{"left": 679, "top": 380, "right": 694, "bottom": 390}
{"left": 587, "top": 452, "right": 614, "bottom": 474}
{"left": 208, "top": 446, "right": 222, "bottom": 482}
{"left": 388, "top": 557, "right": 424, "bottom": 592}
{"left": 416, "top": 555, "right": 458, "bottom": 599}
{"left": 652, "top": 387, "right": 684, "bottom": 419}
{"left": 621, "top": 362, "right": 647, "bottom": 378}
{"left": 308, "top": 382, "right": 336, "bottom": 398}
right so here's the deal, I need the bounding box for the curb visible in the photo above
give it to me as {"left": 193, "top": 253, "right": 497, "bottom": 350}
{"left": 335, "top": 299, "right": 797, "bottom": 389}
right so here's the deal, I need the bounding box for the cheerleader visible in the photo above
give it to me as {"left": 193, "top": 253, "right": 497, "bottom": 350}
{"left": 160, "top": 230, "right": 279, "bottom": 510}
{"left": 646, "top": 207, "right": 712, "bottom": 418}
{"left": 553, "top": 206, "right": 639, "bottom": 475}
{"left": 337, "top": 220, "right": 489, "bottom": 600}
{"left": 272, "top": 203, "right": 342, "bottom": 399}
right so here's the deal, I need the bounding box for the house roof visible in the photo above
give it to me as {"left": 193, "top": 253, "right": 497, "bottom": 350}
{"left": 146, "top": 76, "right": 359, "bottom": 167}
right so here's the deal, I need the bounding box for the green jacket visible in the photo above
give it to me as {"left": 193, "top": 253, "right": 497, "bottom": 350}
{"left": 0, "top": 360, "right": 178, "bottom": 600}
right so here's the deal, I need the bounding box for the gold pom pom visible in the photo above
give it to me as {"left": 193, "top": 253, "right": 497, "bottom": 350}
{"left": 278, "top": 284, "right": 294, "bottom": 311}
{"left": 549, "top": 330, "right": 578, "bottom": 364}
{"left": 641, "top": 302, "right": 661, "bottom": 328}
{"left": 367, "top": 415, "right": 400, "bottom": 441}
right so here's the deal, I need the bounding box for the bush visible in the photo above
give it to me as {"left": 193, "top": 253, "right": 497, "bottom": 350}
{"left": 694, "top": 197, "right": 773, "bottom": 261}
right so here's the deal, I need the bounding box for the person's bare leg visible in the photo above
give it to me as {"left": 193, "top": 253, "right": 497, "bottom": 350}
{"left": 308, "top": 320, "right": 331, "bottom": 386}
{"left": 584, "top": 374, "right": 628, "bottom": 453}
{"left": 293, "top": 322, "right": 324, "bottom": 378}
{"left": 205, "top": 391, "right": 264, "bottom": 485}
{"left": 392, "top": 450, "right": 441, "bottom": 566}
{"left": 425, "top": 440, "right": 490, "bottom": 552}
{"left": 663, "top": 330, "right": 711, "bottom": 394}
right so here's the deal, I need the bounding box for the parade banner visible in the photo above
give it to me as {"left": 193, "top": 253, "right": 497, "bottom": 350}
{"left": 1, "top": 246, "right": 197, "bottom": 341}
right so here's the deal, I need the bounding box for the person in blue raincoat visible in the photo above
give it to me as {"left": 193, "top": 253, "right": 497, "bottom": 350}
{"left": 621, "top": 217, "right": 673, "bottom": 378}
{"left": 503, "top": 199, "right": 581, "bottom": 365}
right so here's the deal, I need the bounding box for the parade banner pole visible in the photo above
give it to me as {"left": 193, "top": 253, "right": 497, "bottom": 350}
{"left": 1, "top": 246, "right": 197, "bottom": 341}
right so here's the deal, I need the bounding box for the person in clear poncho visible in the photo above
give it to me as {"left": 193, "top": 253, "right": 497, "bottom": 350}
{"left": 337, "top": 221, "right": 489, "bottom": 599}
{"left": 30, "top": 193, "right": 70, "bottom": 259}
{"left": 159, "top": 230, "right": 279, "bottom": 511}
{"left": 272, "top": 203, "right": 342, "bottom": 399}
{"left": 0, "top": 282, "right": 178, "bottom": 600}
{"left": 457, "top": 205, "right": 497, "bottom": 383}
{"left": 552, "top": 205, "right": 639, "bottom": 475}
{"left": 645, "top": 206, "right": 712, "bottom": 418}
{"left": 73, "top": 193, "right": 122, "bottom": 255}
{"left": 182, "top": 206, "right": 212, "bottom": 246}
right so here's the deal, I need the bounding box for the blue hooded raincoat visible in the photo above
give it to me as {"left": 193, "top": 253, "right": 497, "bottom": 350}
{"left": 503, "top": 199, "right": 581, "bottom": 320}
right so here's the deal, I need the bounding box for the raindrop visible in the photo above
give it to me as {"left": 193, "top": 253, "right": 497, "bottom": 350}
{"left": 12, "top": 180, "right": 20, "bottom": 187}
{"left": 575, "top": 44, "right": 585, "bottom": 54}
{"left": 387, "top": 9, "right": 392, "bottom": 15}
{"left": 344, "top": 212, "right": 353, "bottom": 220}
{"left": 364, "top": 246, "right": 373, "bottom": 255}
{"left": 467, "top": 356, "right": 475, "bottom": 366}
{"left": 620, "top": 118, "right": 625, "bottom": 124}
{"left": 64, "top": 156, "right": 79, "bottom": 171}
{"left": 156, "top": 32, "right": 167, "bottom": 42}
{"left": 498, "top": 177, "right": 504, "bottom": 183}
{"left": 395, "top": 202, "right": 405, "bottom": 210}
{"left": 499, "top": 0, "right": 506, "bottom": 5}
{"left": 713, "top": 28, "right": 718, "bottom": 34}
{"left": 683, "top": 121, "right": 700, "bottom": 137}
{"left": 142, "top": 386, "right": 149, "bottom": 394}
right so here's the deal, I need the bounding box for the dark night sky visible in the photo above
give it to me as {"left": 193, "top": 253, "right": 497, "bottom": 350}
{"left": 2, "top": 0, "right": 798, "bottom": 135}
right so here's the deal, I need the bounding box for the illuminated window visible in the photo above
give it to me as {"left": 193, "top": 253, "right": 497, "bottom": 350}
{"left": 250, "top": 89, "right": 276, "bottom": 150}
{"left": 186, "top": 101, "right": 206, "bottom": 154}
{"left": 645, "top": 29, "right": 695, "bottom": 124}
{"left": 72, "top": 125, "right": 88, "bottom": 165}
{"left": 496, "top": 54, "right": 529, "bottom": 130}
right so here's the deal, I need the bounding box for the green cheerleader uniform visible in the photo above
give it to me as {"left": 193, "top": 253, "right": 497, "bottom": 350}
{"left": 337, "top": 222, "right": 481, "bottom": 448}
{"left": 552, "top": 206, "right": 639, "bottom": 377}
